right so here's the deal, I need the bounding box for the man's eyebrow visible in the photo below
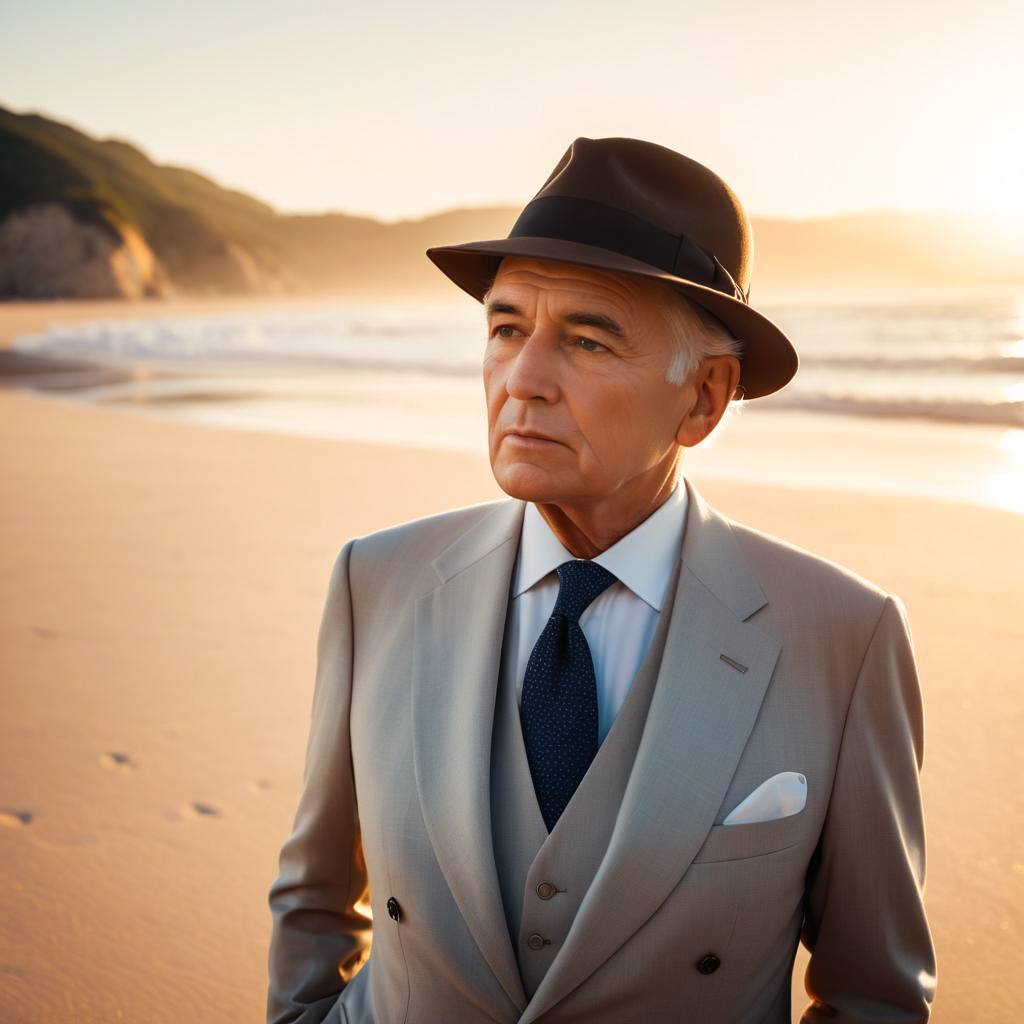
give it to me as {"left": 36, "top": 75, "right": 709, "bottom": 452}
{"left": 485, "top": 299, "right": 522, "bottom": 317}
{"left": 562, "top": 311, "right": 625, "bottom": 338}
{"left": 484, "top": 300, "right": 627, "bottom": 340}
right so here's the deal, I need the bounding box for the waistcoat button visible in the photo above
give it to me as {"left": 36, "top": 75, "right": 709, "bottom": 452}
{"left": 386, "top": 897, "right": 401, "bottom": 922}
{"left": 696, "top": 952, "right": 721, "bottom": 974}
{"left": 536, "top": 881, "right": 557, "bottom": 900}
{"left": 526, "top": 933, "right": 548, "bottom": 951}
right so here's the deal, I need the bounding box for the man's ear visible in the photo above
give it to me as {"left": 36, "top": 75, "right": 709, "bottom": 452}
{"left": 675, "top": 355, "right": 741, "bottom": 448}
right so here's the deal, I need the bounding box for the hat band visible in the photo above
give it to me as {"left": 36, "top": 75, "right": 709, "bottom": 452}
{"left": 508, "top": 194, "right": 745, "bottom": 302}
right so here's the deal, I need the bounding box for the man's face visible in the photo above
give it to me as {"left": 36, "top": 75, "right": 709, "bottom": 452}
{"left": 483, "top": 257, "right": 696, "bottom": 507}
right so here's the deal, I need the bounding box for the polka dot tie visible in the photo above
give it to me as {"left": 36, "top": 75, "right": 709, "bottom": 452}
{"left": 520, "top": 559, "right": 618, "bottom": 832}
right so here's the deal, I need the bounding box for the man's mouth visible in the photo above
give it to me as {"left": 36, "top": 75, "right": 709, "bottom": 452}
{"left": 504, "top": 428, "right": 563, "bottom": 447}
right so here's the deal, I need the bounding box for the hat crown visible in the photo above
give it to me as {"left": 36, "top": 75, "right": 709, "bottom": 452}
{"left": 531, "top": 137, "right": 753, "bottom": 293}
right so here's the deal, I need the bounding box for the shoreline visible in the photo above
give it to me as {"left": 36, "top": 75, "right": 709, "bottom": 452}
{"left": 5, "top": 374, "right": 1022, "bottom": 517}
{"left": 2, "top": 292, "right": 1023, "bottom": 521}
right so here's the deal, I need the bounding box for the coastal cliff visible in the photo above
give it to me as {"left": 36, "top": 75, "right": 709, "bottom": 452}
{"left": 0, "top": 202, "right": 171, "bottom": 299}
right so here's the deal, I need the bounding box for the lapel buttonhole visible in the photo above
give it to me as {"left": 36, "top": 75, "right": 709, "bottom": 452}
{"left": 719, "top": 653, "right": 749, "bottom": 674}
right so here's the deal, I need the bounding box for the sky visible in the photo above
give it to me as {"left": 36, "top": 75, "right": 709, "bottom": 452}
{"left": 2, "top": 0, "right": 1022, "bottom": 224}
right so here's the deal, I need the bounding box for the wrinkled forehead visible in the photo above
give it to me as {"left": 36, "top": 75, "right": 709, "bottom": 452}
{"left": 488, "top": 256, "right": 666, "bottom": 325}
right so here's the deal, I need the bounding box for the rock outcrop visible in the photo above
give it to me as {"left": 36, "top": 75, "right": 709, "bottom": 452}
{"left": 0, "top": 202, "right": 174, "bottom": 299}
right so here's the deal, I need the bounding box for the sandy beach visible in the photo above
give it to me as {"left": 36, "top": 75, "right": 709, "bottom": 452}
{"left": 1, "top": 300, "right": 1022, "bottom": 1022}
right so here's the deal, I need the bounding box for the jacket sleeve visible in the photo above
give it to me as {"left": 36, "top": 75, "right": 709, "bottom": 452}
{"left": 800, "top": 594, "right": 937, "bottom": 1023}
{"left": 267, "top": 539, "right": 372, "bottom": 1024}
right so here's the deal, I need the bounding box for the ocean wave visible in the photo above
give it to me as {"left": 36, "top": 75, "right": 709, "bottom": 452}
{"left": 763, "top": 392, "right": 1024, "bottom": 426}
{"left": 798, "top": 354, "right": 1024, "bottom": 374}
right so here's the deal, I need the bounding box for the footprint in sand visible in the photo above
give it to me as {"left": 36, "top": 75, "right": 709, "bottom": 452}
{"left": 99, "top": 751, "right": 137, "bottom": 771}
{"left": 248, "top": 778, "right": 273, "bottom": 794}
{"left": 183, "top": 801, "right": 222, "bottom": 819}
{"left": 30, "top": 625, "right": 59, "bottom": 639}
{"left": 0, "top": 809, "right": 33, "bottom": 828}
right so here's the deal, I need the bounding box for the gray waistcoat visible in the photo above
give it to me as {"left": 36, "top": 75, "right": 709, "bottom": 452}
{"left": 489, "top": 562, "right": 682, "bottom": 998}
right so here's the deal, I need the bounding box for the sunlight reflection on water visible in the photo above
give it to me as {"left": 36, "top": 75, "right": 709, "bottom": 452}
{"left": 983, "top": 430, "right": 1024, "bottom": 515}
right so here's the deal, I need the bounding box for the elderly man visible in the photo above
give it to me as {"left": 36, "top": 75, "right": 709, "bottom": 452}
{"left": 267, "top": 137, "right": 936, "bottom": 1024}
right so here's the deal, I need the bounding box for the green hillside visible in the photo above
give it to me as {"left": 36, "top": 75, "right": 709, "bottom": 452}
{"left": 0, "top": 104, "right": 520, "bottom": 297}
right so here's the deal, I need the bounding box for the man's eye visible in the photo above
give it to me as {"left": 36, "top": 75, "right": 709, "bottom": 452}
{"left": 493, "top": 325, "right": 519, "bottom": 339}
{"left": 576, "top": 336, "right": 606, "bottom": 353}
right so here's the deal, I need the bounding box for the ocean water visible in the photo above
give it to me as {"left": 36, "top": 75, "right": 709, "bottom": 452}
{"left": 6, "top": 292, "right": 1024, "bottom": 513}
{"left": 9, "top": 292, "right": 1024, "bottom": 426}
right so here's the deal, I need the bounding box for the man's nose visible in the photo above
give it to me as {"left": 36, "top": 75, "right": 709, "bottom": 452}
{"left": 504, "top": 328, "right": 560, "bottom": 403}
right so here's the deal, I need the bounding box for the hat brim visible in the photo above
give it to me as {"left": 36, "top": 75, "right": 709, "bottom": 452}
{"left": 425, "top": 236, "right": 797, "bottom": 400}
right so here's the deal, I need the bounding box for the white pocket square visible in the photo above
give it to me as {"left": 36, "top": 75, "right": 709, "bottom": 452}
{"left": 722, "top": 771, "right": 807, "bottom": 826}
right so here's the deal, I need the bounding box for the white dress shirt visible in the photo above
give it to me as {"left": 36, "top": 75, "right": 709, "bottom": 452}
{"left": 501, "top": 482, "right": 688, "bottom": 745}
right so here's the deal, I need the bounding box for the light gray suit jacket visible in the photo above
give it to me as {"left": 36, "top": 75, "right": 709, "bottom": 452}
{"left": 267, "top": 478, "right": 936, "bottom": 1023}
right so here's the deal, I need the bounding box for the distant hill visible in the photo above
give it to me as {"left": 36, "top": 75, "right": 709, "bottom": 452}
{"left": 2, "top": 104, "right": 1022, "bottom": 300}
{"left": 751, "top": 211, "right": 1024, "bottom": 298}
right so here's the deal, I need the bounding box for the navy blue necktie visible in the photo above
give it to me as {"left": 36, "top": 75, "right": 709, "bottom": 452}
{"left": 520, "top": 559, "right": 618, "bottom": 832}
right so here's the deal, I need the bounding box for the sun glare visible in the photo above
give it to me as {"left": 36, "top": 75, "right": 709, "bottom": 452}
{"left": 983, "top": 429, "right": 1024, "bottom": 516}
{"left": 1012, "top": 297, "right": 1024, "bottom": 341}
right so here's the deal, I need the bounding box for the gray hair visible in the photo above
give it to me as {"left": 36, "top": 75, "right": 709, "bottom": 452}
{"left": 654, "top": 285, "right": 746, "bottom": 438}
{"left": 655, "top": 285, "right": 743, "bottom": 387}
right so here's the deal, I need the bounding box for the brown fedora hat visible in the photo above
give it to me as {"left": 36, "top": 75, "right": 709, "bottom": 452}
{"left": 425, "top": 137, "right": 797, "bottom": 400}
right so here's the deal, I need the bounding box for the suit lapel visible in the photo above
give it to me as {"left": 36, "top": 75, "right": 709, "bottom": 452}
{"left": 520, "top": 479, "right": 782, "bottom": 1024}
{"left": 412, "top": 498, "right": 528, "bottom": 1016}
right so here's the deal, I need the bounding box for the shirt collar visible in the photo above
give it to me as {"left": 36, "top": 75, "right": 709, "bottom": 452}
{"left": 512, "top": 481, "right": 688, "bottom": 612}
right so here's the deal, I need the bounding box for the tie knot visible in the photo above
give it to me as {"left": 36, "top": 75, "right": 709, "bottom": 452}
{"left": 552, "top": 559, "right": 618, "bottom": 623}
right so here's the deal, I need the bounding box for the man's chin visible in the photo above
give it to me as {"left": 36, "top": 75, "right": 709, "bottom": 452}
{"left": 490, "top": 461, "right": 578, "bottom": 505}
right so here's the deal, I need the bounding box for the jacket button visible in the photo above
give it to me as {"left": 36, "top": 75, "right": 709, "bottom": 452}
{"left": 386, "top": 897, "right": 401, "bottom": 922}
{"left": 696, "top": 953, "right": 721, "bottom": 975}
{"left": 526, "top": 933, "right": 548, "bottom": 951}
{"left": 536, "top": 881, "right": 557, "bottom": 900}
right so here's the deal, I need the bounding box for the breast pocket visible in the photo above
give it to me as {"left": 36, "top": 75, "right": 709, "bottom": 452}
{"left": 691, "top": 808, "right": 809, "bottom": 864}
